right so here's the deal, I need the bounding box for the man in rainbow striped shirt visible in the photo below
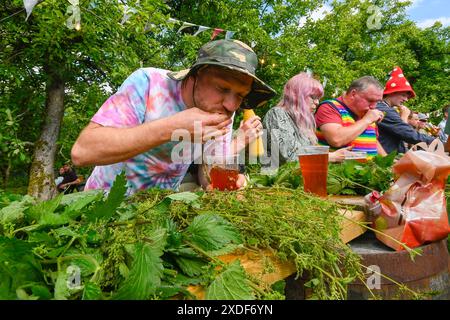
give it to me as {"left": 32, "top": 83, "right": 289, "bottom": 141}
{"left": 314, "top": 76, "right": 387, "bottom": 159}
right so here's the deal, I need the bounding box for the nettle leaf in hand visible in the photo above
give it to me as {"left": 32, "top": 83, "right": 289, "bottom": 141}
{"left": 183, "top": 214, "right": 242, "bottom": 252}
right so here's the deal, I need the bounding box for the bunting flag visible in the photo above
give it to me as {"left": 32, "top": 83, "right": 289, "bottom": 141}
{"left": 66, "top": 0, "right": 81, "bottom": 30}
{"left": 225, "top": 30, "right": 235, "bottom": 40}
{"left": 211, "top": 28, "right": 224, "bottom": 40}
{"left": 167, "top": 17, "right": 236, "bottom": 40}
{"left": 177, "top": 22, "right": 196, "bottom": 33}
{"left": 23, "top": 0, "right": 39, "bottom": 21}
{"left": 193, "top": 25, "right": 210, "bottom": 36}
{"left": 251, "top": 41, "right": 257, "bottom": 48}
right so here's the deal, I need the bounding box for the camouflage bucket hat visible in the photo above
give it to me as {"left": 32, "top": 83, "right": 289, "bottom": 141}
{"left": 167, "top": 39, "right": 276, "bottom": 108}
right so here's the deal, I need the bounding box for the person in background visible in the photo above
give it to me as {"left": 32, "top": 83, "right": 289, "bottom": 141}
{"left": 314, "top": 76, "right": 386, "bottom": 159}
{"left": 376, "top": 66, "right": 434, "bottom": 154}
{"left": 417, "top": 113, "right": 441, "bottom": 137}
{"left": 57, "top": 164, "right": 79, "bottom": 194}
{"left": 437, "top": 105, "right": 449, "bottom": 143}
{"left": 71, "top": 39, "right": 275, "bottom": 196}
{"left": 263, "top": 72, "right": 351, "bottom": 167}
{"left": 417, "top": 113, "right": 429, "bottom": 134}
{"left": 408, "top": 112, "right": 420, "bottom": 130}
{"left": 444, "top": 116, "right": 450, "bottom": 152}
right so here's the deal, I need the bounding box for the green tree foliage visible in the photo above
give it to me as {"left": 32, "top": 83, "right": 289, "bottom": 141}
{"left": 0, "top": 0, "right": 171, "bottom": 198}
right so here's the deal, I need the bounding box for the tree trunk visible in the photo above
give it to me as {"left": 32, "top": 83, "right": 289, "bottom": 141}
{"left": 4, "top": 159, "right": 11, "bottom": 188}
{"left": 27, "top": 66, "right": 65, "bottom": 201}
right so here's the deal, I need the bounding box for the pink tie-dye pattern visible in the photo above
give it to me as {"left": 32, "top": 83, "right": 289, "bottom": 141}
{"left": 84, "top": 68, "right": 233, "bottom": 195}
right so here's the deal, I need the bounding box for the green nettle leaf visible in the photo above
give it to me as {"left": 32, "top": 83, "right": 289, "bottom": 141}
{"left": 184, "top": 214, "right": 242, "bottom": 251}
{"left": 69, "top": 255, "right": 99, "bottom": 277}
{"left": 114, "top": 229, "right": 167, "bottom": 300}
{"left": 82, "top": 282, "right": 103, "bottom": 300}
{"left": 62, "top": 191, "right": 102, "bottom": 218}
{"left": 305, "top": 278, "right": 320, "bottom": 288}
{"left": 327, "top": 177, "right": 342, "bottom": 195}
{"left": 373, "top": 151, "right": 397, "bottom": 168}
{"left": 30, "top": 284, "right": 52, "bottom": 300}
{"left": 38, "top": 211, "right": 71, "bottom": 227}
{"left": 152, "top": 198, "right": 171, "bottom": 215}
{"left": 53, "top": 270, "right": 71, "bottom": 300}
{"left": 167, "top": 192, "right": 199, "bottom": 204}
{"left": 155, "top": 283, "right": 192, "bottom": 300}
{"left": 0, "top": 195, "right": 35, "bottom": 224}
{"left": 86, "top": 172, "right": 127, "bottom": 222}
{"left": 53, "top": 226, "right": 80, "bottom": 238}
{"left": 0, "top": 237, "right": 44, "bottom": 299}
{"left": 27, "top": 231, "right": 56, "bottom": 244}
{"left": 16, "top": 288, "right": 39, "bottom": 300}
{"left": 173, "top": 256, "right": 208, "bottom": 277}
{"left": 25, "top": 193, "right": 64, "bottom": 223}
{"left": 60, "top": 190, "right": 102, "bottom": 207}
{"left": 205, "top": 260, "right": 254, "bottom": 300}
{"left": 113, "top": 243, "right": 164, "bottom": 300}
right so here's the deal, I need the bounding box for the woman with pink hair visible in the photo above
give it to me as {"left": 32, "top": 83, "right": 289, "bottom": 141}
{"left": 263, "top": 72, "right": 349, "bottom": 166}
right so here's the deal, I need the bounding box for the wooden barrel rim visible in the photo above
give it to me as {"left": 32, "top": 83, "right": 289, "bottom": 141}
{"left": 349, "top": 231, "right": 449, "bottom": 284}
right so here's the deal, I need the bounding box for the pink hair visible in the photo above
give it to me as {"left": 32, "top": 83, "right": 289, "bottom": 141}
{"left": 277, "top": 72, "right": 324, "bottom": 144}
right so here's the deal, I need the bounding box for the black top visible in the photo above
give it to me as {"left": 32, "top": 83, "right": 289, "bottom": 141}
{"left": 376, "top": 101, "right": 435, "bottom": 154}
{"left": 61, "top": 168, "right": 78, "bottom": 185}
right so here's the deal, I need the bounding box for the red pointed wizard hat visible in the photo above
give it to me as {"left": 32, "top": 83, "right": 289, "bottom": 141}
{"left": 383, "top": 66, "right": 416, "bottom": 98}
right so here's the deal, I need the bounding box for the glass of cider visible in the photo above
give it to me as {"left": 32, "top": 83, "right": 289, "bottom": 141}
{"left": 298, "top": 146, "right": 329, "bottom": 197}
{"left": 205, "top": 154, "right": 240, "bottom": 191}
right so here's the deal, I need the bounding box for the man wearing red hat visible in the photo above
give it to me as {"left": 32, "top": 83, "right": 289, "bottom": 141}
{"left": 376, "top": 66, "right": 434, "bottom": 154}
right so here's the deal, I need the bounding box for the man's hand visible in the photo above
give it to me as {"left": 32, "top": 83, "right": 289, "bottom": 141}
{"left": 237, "top": 115, "right": 263, "bottom": 144}
{"left": 363, "top": 109, "right": 385, "bottom": 124}
{"left": 174, "top": 107, "right": 232, "bottom": 142}
{"left": 398, "top": 105, "right": 411, "bottom": 123}
{"left": 328, "top": 146, "right": 353, "bottom": 163}
{"left": 231, "top": 116, "right": 263, "bottom": 154}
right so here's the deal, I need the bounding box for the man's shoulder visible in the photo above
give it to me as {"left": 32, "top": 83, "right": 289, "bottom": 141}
{"left": 376, "top": 101, "right": 390, "bottom": 112}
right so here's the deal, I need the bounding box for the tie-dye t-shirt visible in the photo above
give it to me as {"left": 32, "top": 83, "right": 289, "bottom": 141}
{"left": 84, "top": 68, "right": 233, "bottom": 195}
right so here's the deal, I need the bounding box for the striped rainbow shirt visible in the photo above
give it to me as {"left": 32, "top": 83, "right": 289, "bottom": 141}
{"left": 316, "top": 99, "right": 378, "bottom": 159}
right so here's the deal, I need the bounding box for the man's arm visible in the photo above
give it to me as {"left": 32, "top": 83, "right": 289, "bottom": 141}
{"left": 319, "top": 109, "right": 383, "bottom": 148}
{"left": 377, "top": 140, "right": 387, "bottom": 156}
{"left": 377, "top": 106, "right": 435, "bottom": 146}
{"left": 71, "top": 108, "right": 231, "bottom": 167}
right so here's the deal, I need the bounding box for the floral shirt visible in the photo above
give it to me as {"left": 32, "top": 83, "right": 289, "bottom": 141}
{"left": 84, "top": 68, "right": 232, "bottom": 195}
{"left": 263, "top": 107, "right": 315, "bottom": 166}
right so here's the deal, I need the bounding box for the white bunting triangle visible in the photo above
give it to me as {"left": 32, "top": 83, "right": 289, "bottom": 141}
{"left": 193, "top": 26, "right": 210, "bottom": 36}
{"left": 23, "top": 0, "right": 39, "bottom": 21}
{"left": 225, "top": 31, "right": 235, "bottom": 40}
{"left": 177, "top": 22, "right": 196, "bottom": 33}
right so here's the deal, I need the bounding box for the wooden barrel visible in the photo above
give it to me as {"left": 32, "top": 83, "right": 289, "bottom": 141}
{"left": 347, "top": 231, "right": 450, "bottom": 300}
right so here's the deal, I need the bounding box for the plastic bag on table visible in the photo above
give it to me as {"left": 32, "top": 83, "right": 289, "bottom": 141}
{"left": 373, "top": 139, "right": 450, "bottom": 251}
